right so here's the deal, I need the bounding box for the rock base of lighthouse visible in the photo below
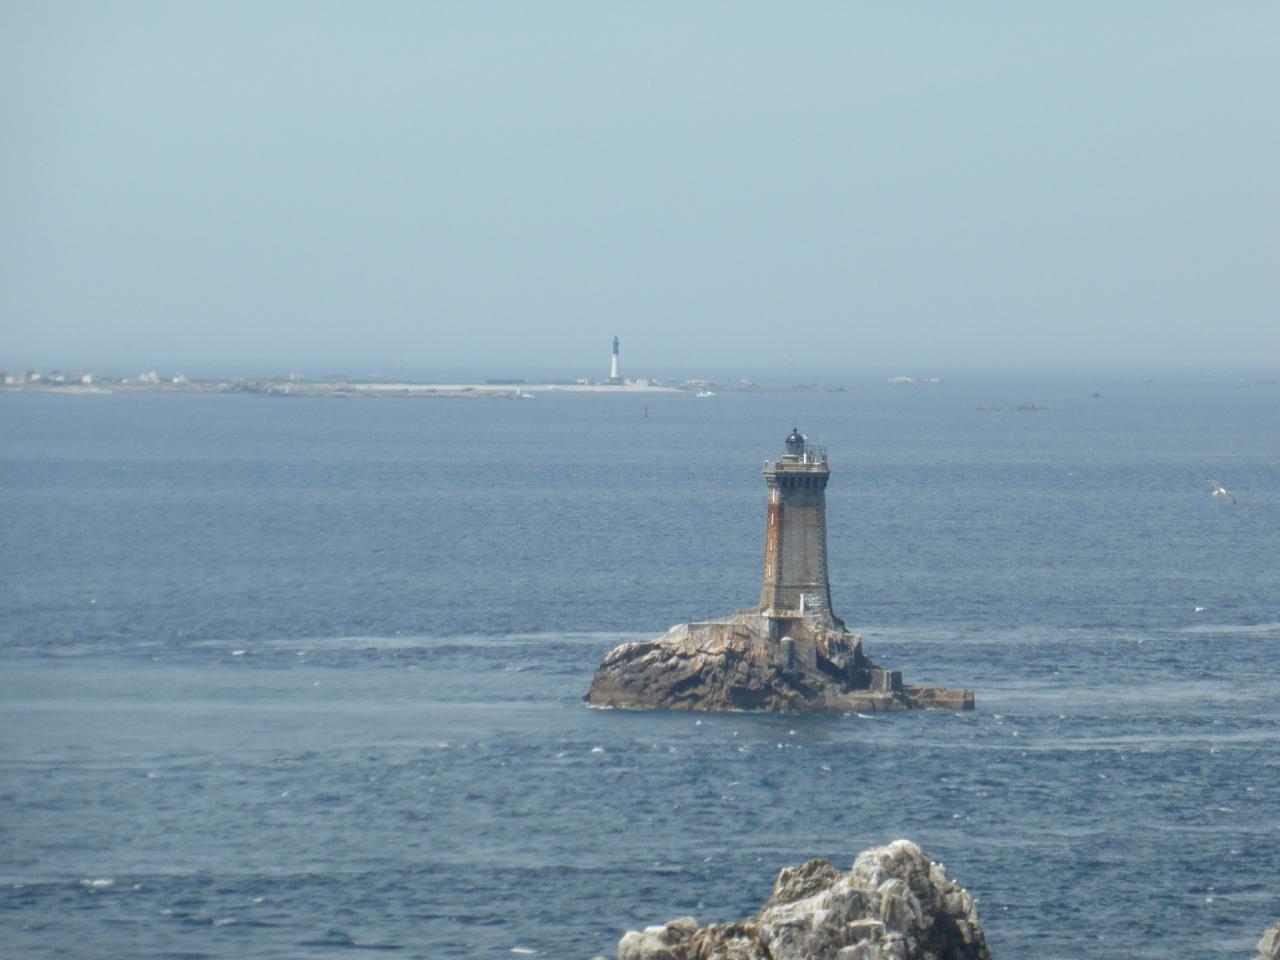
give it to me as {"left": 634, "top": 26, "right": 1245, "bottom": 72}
{"left": 585, "top": 611, "right": 973, "bottom": 712}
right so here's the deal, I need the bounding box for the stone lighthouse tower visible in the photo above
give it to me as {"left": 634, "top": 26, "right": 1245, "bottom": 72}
{"left": 759, "top": 428, "right": 836, "bottom": 624}
{"left": 607, "top": 336, "right": 622, "bottom": 384}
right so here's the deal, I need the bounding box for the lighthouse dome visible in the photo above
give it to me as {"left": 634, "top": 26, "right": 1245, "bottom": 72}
{"left": 785, "top": 428, "right": 806, "bottom": 458}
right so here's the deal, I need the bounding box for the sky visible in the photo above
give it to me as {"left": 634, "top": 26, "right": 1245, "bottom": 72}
{"left": 2, "top": 2, "right": 1277, "bottom": 379}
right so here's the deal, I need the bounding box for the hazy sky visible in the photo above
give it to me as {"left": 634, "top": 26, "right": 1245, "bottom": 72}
{"left": 2, "top": 2, "right": 1277, "bottom": 377}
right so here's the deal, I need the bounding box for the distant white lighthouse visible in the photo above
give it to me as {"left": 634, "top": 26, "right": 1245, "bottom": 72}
{"left": 608, "top": 336, "right": 622, "bottom": 384}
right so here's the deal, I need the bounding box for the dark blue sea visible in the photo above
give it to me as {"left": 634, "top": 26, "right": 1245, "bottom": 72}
{"left": 2, "top": 372, "right": 1278, "bottom": 959}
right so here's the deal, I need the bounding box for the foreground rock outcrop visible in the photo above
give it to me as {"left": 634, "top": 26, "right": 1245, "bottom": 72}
{"left": 615, "top": 839, "right": 990, "bottom": 960}
{"left": 586, "top": 614, "right": 972, "bottom": 712}
{"left": 1255, "top": 923, "right": 1280, "bottom": 960}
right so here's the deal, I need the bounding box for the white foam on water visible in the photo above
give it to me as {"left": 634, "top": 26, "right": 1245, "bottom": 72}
{"left": 1178, "top": 621, "right": 1280, "bottom": 636}
{"left": 81, "top": 878, "right": 114, "bottom": 889}
{"left": 278, "top": 630, "right": 655, "bottom": 652}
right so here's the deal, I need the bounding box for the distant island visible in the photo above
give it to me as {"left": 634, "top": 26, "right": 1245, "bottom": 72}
{"left": 2, "top": 339, "right": 948, "bottom": 398}
{"left": 0, "top": 369, "right": 858, "bottom": 398}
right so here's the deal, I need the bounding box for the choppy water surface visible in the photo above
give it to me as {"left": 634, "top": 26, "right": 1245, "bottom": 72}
{"left": 2, "top": 373, "right": 1277, "bottom": 958}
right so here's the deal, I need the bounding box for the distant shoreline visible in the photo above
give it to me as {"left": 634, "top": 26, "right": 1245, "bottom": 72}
{"left": 0, "top": 380, "right": 695, "bottom": 399}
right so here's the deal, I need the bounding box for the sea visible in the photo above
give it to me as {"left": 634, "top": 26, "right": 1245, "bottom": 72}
{"left": 1, "top": 371, "right": 1277, "bottom": 959}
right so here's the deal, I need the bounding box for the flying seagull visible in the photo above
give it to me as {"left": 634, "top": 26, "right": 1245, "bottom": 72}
{"left": 1207, "top": 479, "right": 1237, "bottom": 504}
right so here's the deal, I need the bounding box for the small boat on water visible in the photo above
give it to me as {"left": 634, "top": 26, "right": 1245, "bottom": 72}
{"left": 696, "top": 390, "right": 716, "bottom": 398}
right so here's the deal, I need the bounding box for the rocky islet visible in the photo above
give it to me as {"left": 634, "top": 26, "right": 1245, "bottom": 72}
{"left": 586, "top": 430, "right": 971, "bottom": 712}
